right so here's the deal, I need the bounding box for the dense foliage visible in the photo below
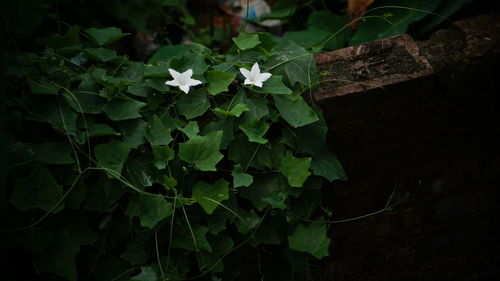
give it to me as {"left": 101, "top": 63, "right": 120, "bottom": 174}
{"left": 2, "top": 0, "right": 476, "bottom": 280}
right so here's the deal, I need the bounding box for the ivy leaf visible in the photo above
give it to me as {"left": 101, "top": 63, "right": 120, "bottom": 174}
{"left": 86, "top": 123, "right": 120, "bottom": 137}
{"left": 235, "top": 208, "right": 261, "bottom": 234}
{"left": 283, "top": 116, "right": 347, "bottom": 181}
{"left": 145, "top": 115, "right": 173, "bottom": 145}
{"left": 94, "top": 140, "right": 131, "bottom": 177}
{"left": 32, "top": 230, "right": 80, "bottom": 281}
{"left": 28, "top": 78, "right": 59, "bottom": 95}
{"left": 64, "top": 91, "right": 106, "bottom": 114}
{"left": 264, "top": 40, "right": 317, "bottom": 87}
{"left": 84, "top": 47, "right": 117, "bottom": 62}
{"left": 287, "top": 220, "right": 331, "bottom": 259}
{"left": 232, "top": 33, "right": 261, "bottom": 50}
{"left": 173, "top": 225, "right": 213, "bottom": 253}
{"left": 244, "top": 96, "right": 269, "bottom": 122}
{"left": 240, "top": 174, "right": 287, "bottom": 211}
{"left": 262, "top": 192, "right": 288, "bottom": 209}
{"left": 179, "top": 121, "right": 199, "bottom": 139}
{"left": 279, "top": 151, "right": 311, "bottom": 187}
{"left": 148, "top": 45, "right": 188, "bottom": 64}
{"left": 9, "top": 166, "right": 64, "bottom": 213}
{"left": 231, "top": 164, "right": 253, "bottom": 188}
{"left": 126, "top": 195, "right": 173, "bottom": 229}
{"left": 239, "top": 119, "right": 270, "bottom": 144}
{"left": 170, "top": 51, "right": 209, "bottom": 75}
{"left": 192, "top": 179, "right": 229, "bottom": 214}
{"left": 252, "top": 75, "right": 292, "bottom": 95}
{"left": 176, "top": 88, "right": 210, "bottom": 120}
{"left": 201, "top": 119, "right": 235, "bottom": 149}
{"left": 214, "top": 103, "right": 249, "bottom": 117}
{"left": 144, "top": 62, "right": 170, "bottom": 78}
{"left": 131, "top": 266, "right": 159, "bottom": 281}
{"left": 350, "top": 0, "right": 441, "bottom": 46}
{"left": 119, "top": 119, "right": 147, "bottom": 148}
{"left": 178, "top": 130, "right": 223, "bottom": 171}
{"left": 206, "top": 70, "right": 236, "bottom": 95}
{"left": 151, "top": 145, "right": 174, "bottom": 170}
{"left": 121, "top": 240, "right": 149, "bottom": 265}
{"left": 28, "top": 141, "right": 74, "bottom": 164}
{"left": 274, "top": 95, "right": 319, "bottom": 128}
{"left": 85, "top": 27, "right": 130, "bottom": 46}
{"left": 36, "top": 26, "right": 80, "bottom": 48}
{"left": 103, "top": 99, "right": 146, "bottom": 121}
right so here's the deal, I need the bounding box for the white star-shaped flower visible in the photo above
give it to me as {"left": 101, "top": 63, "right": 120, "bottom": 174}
{"left": 239, "top": 62, "right": 272, "bottom": 88}
{"left": 165, "top": 68, "right": 202, "bottom": 94}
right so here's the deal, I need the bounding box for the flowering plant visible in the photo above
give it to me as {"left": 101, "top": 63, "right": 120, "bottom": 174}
{"left": 4, "top": 27, "right": 346, "bottom": 281}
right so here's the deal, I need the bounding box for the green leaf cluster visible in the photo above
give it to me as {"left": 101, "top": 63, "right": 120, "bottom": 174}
{"left": 4, "top": 24, "right": 347, "bottom": 281}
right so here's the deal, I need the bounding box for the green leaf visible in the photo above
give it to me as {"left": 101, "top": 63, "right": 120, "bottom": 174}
{"left": 85, "top": 27, "right": 130, "bottom": 46}
{"left": 121, "top": 240, "right": 149, "bottom": 265}
{"left": 86, "top": 123, "right": 120, "bottom": 137}
{"left": 284, "top": 28, "right": 331, "bottom": 48}
{"left": 84, "top": 47, "right": 117, "bottom": 62}
{"left": 152, "top": 145, "right": 174, "bottom": 170}
{"left": 179, "top": 121, "right": 199, "bottom": 139}
{"left": 288, "top": 220, "right": 331, "bottom": 259}
{"left": 350, "top": 0, "right": 442, "bottom": 46}
{"left": 28, "top": 141, "right": 74, "bottom": 164}
{"left": 232, "top": 33, "right": 261, "bottom": 50}
{"left": 170, "top": 51, "right": 209, "bottom": 75}
{"left": 258, "top": 6, "right": 296, "bottom": 20}
{"left": 231, "top": 164, "right": 253, "bottom": 188}
{"left": 131, "top": 266, "right": 159, "bottom": 281}
{"left": 64, "top": 91, "right": 106, "bottom": 114}
{"left": 206, "top": 70, "right": 236, "bottom": 95}
{"left": 214, "top": 103, "right": 249, "bottom": 117}
{"left": 9, "top": 166, "right": 64, "bottom": 213}
{"left": 283, "top": 116, "right": 346, "bottom": 181}
{"left": 119, "top": 119, "right": 147, "bottom": 148}
{"left": 234, "top": 208, "right": 261, "bottom": 234}
{"left": 126, "top": 195, "right": 173, "bottom": 228}
{"left": 192, "top": 179, "right": 229, "bottom": 214}
{"left": 36, "top": 26, "right": 80, "bottom": 48}
{"left": 274, "top": 95, "right": 319, "bottom": 128}
{"left": 201, "top": 118, "right": 235, "bottom": 149}
{"left": 239, "top": 119, "right": 270, "bottom": 144}
{"left": 173, "top": 225, "right": 212, "bottom": 253}
{"left": 178, "top": 130, "right": 223, "bottom": 171}
{"left": 418, "top": 0, "right": 473, "bottom": 33}
{"left": 262, "top": 192, "right": 288, "bottom": 209}
{"left": 176, "top": 88, "right": 210, "bottom": 120}
{"left": 148, "top": 45, "right": 188, "bottom": 64}
{"left": 264, "top": 40, "right": 317, "bottom": 87}
{"left": 307, "top": 11, "right": 349, "bottom": 50}
{"left": 240, "top": 174, "right": 287, "bottom": 211}
{"left": 244, "top": 96, "right": 269, "bottom": 122}
{"left": 94, "top": 140, "right": 131, "bottom": 176}
{"left": 228, "top": 133, "right": 269, "bottom": 170}
{"left": 28, "top": 78, "right": 59, "bottom": 95}
{"left": 279, "top": 151, "right": 311, "bottom": 187}
{"left": 103, "top": 99, "right": 146, "bottom": 121}
{"left": 33, "top": 230, "right": 80, "bottom": 281}
{"left": 144, "top": 62, "right": 170, "bottom": 78}
{"left": 145, "top": 115, "right": 173, "bottom": 145}
{"left": 252, "top": 75, "right": 292, "bottom": 95}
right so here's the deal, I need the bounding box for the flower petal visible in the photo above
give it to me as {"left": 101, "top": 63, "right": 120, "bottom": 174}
{"left": 168, "top": 69, "right": 182, "bottom": 80}
{"left": 250, "top": 62, "right": 260, "bottom": 78}
{"left": 182, "top": 69, "right": 193, "bottom": 78}
{"left": 165, "top": 79, "right": 180, "bottom": 87}
{"left": 179, "top": 84, "right": 190, "bottom": 94}
{"left": 239, "top": 68, "right": 251, "bottom": 79}
{"left": 253, "top": 81, "right": 263, "bottom": 88}
{"left": 243, "top": 79, "right": 253, "bottom": 85}
{"left": 258, "top": 72, "right": 272, "bottom": 83}
{"left": 188, "top": 78, "right": 202, "bottom": 87}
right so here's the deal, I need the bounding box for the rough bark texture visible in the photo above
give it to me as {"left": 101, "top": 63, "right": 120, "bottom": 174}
{"left": 314, "top": 14, "right": 500, "bottom": 281}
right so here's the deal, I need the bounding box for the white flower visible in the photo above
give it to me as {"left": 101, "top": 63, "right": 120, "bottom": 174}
{"left": 165, "top": 68, "right": 202, "bottom": 94}
{"left": 239, "top": 62, "right": 272, "bottom": 88}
